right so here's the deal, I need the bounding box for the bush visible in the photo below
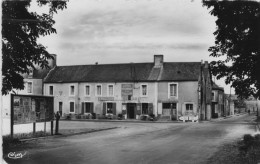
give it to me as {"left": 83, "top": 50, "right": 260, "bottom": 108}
{"left": 149, "top": 114, "right": 155, "bottom": 121}
{"left": 140, "top": 115, "right": 148, "bottom": 121}
{"left": 117, "top": 114, "right": 123, "bottom": 120}
{"left": 238, "top": 134, "right": 260, "bottom": 163}
{"left": 91, "top": 113, "right": 96, "bottom": 119}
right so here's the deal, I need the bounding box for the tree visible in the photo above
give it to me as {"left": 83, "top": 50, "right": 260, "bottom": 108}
{"left": 2, "top": 0, "right": 67, "bottom": 95}
{"left": 203, "top": 1, "right": 260, "bottom": 99}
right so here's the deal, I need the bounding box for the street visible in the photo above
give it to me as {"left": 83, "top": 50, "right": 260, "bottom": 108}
{"left": 4, "top": 114, "right": 257, "bottom": 164}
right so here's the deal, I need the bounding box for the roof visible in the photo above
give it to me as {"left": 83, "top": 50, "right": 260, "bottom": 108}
{"left": 212, "top": 82, "right": 224, "bottom": 91}
{"left": 44, "top": 62, "right": 201, "bottom": 83}
{"left": 22, "top": 68, "right": 52, "bottom": 79}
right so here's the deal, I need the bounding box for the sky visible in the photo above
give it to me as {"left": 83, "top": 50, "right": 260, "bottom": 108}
{"left": 31, "top": 0, "right": 234, "bottom": 94}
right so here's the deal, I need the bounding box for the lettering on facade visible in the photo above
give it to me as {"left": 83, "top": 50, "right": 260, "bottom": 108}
{"left": 98, "top": 97, "right": 114, "bottom": 101}
{"left": 121, "top": 84, "right": 133, "bottom": 100}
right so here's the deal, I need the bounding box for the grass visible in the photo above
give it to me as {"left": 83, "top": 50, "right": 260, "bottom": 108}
{"left": 2, "top": 131, "right": 51, "bottom": 155}
{"left": 207, "top": 134, "right": 260, "bottom": 164}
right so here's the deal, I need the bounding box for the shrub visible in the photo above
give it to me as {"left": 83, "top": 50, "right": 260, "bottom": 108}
{"left": 140, "top": 115, "right": 147, "bottom": 121}
{"left": 117, "top": 114, "right": 123, "bottom": 120}
{"left": 238, "top": 134, "right": 260, "bottom": 163}
{"left": 91, "top": 113, "right": 96, "bottom": 119}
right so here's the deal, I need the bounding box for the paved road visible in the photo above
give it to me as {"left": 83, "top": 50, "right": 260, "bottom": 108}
{"left": 4, "top": 114, "right": 257, "bottom": 164}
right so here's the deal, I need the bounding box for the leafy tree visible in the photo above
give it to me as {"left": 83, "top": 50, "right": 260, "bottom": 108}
{"left": 2, "top": 0, "right": 67, "bottom": 95}
{"left": 203, "top": 1, "right": 260, "bottom": 99}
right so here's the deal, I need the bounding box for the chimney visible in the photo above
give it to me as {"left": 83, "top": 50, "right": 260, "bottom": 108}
{"left": 48, "top": 54, "right": 57, "bottom": 68}
{"left": 204, "top": 61, "right": 208, "bottom": 68}
{"left": 154, "top": 55, "right": 163, "bottom": 67}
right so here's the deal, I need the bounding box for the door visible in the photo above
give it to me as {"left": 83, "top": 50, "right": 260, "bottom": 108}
{"left": 59, "top": 102, "right": 62, "bottom": 116}
{"left": 127, "top": 103, "right": 136, "bottom": 119}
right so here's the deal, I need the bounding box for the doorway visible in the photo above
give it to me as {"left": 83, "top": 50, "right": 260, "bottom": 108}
{"left": 127, "top": 103, "right": 136, "bottom": 119}
{"left": 59, "top": 102, "right": 63, "bottom": 116}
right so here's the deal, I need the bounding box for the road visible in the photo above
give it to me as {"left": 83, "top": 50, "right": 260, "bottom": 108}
{"left": 4, "top": 114, "right": 257, "bottom": 164}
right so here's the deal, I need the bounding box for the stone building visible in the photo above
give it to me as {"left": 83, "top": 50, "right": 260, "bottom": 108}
{"left": 211, "top": 83, "right": 225, "bottom": 118}
{"left": 44, "top": 55, "right": 212, "bottom": 120}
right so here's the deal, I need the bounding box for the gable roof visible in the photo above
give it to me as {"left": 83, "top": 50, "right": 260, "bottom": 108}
{"left": 44, "top": 62, "right": 201, "bottom": 83}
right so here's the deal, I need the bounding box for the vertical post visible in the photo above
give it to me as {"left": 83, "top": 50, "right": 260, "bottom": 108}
{"left": 10, "top": 94, "right": 14, "bottom": 138}
{"left": 33, "top": 122, "right": 36, "bottom": 135}
{"left": 229, "top": 86, "right": 231, "bottom": 115}
{"left": 44, "top": 111, "right": 46, "bottom": 136}
{"left": 51, "top": 121, "right": 53, "bottom": 135}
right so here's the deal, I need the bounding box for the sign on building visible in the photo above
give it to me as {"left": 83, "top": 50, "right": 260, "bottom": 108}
{"left": 121, "top": 84, "right": 133, "bottom": 100}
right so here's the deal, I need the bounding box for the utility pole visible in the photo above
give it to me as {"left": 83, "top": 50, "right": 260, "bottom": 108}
{"left": 229, "top": 86, "right": 231, "bottom": 115}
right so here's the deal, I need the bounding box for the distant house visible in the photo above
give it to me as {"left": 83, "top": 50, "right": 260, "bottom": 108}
{"left": 245, "top": 96, "right": 258, "bottom": 113}
{"left": 44, "top": 55, "right": 212, "bottom": 120}
{"left": 211, "top": 83, "right": 225, "bottom": 118}
{"left": 2, "top": 55, "right": 56, "bottom": 117}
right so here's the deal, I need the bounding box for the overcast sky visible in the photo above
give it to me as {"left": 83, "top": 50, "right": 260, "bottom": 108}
{"left": 31, "top": 0, "right": 234, "bottom": 93}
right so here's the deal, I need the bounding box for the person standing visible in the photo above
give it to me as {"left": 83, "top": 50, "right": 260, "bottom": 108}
{"left": 55, "top": 111, "right": 60, "bottom": 135}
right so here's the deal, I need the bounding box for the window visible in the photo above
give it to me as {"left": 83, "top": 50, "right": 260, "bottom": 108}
{"left": 141, "top": 84, "right": 148, "bottom": 96}
{"left": 186, "top": 104, "right": 193, "bottom": 111}
{"left": 169, "top": 83, "right": 177, "bottom": 97}
{"left": 70, "top": 85, "right": 75, "bottom": 96}
{"left": 27, "top": 82, "right": 32, "bottom": 93}
{"left": 70, "top": 101, "right": 75, "bottom": 113}
{"left": 142, "top": 103, "right": 148, "bottom": 114}
{"left": 219, "top": 94, "right": 223, "bottom": 102}
{"left": 28, "top": 69, "right": 33, "bottom": 78}
{"left": 108, "top": 85, "right": 114, "bottom": 96}
{"left": 212, "top": 92, "right": 215, "bottom": 100}
{"left": 96, "top": 85, "right": 102, "bottom": 96}
{"left": 85, "top": 85, "right": 90, "bottom": 96}
{"left": 162, "top": 103, "right": 176, "bottom": 109}
{"left": 49, "top": 86, "right": 53, "bottom": 95}
{"left": 107, "top": 103, "right": 113, "bottom": 113}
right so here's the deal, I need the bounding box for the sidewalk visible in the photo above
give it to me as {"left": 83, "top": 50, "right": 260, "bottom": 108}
{"left": 19, "top": 126, "right": 119, "bottom": 142}
{"left": 210, "top": 112, "right": 250, "bottom": 122}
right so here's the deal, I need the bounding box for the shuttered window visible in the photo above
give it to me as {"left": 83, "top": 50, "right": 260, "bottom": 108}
{"left": 107, "top": 103, "right": 113, "bottom": 113}
{"left": 142, "top": 103, "right": 148, "bottom": 114}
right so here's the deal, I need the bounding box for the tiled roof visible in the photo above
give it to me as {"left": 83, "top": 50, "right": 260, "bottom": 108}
{"left": 44, "top": 62, "right": 201, "bottom": 83}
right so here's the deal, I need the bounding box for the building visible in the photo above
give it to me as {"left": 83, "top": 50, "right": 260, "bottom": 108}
{"left": 211, "top": 83, "right": 225, "bottom": 118}
{"left": 44, "top": 55, "right": 212, "bottom": 120}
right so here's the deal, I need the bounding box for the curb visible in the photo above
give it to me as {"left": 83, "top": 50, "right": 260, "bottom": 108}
{"left": 60, "top": 119, "right": 183, "bottom": 124}
{"left": 210, "top": 112, "right": 248, "bottom": 122}
{"left": 19, "top": 127, "right": 119, "bottom": 142}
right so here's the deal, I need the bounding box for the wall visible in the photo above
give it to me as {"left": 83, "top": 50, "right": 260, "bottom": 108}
{"left": 45, "top": 82, "right": 157, "bottom": 117}
{"left": 158, "top": 81, "right": 198, "bottom": 116}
